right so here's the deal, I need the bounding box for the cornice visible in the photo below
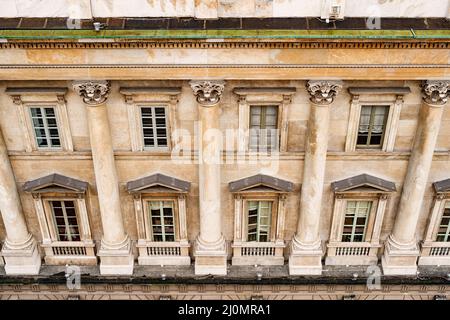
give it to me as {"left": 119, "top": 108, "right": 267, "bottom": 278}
{"left": 0, "top": 63, "right": 448, "bottom": 69}
{"left": 1, "top": 40, "right": 450, "bottom": 50}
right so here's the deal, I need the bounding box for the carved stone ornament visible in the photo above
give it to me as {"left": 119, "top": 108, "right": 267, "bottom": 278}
{"left": 189, "top": 80, "right": 225, "bottom": 106}
{"left": 306, "top": 80, "right": 342, "bottom": 105}
{"left": 73, "top": 81, "right": 111, "bottom": 106}
{"left": 422, "top": 80, "right": 450, "bottom": 105}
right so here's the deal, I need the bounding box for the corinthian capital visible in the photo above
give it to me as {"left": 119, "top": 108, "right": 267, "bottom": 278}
{"left": 306, "top": 80, "right": 342, "bottom": 105}
{"left": 73, "top": 80, "right": 110, "bottom": 106}
{"left": 422, "top": 80, "right": 450, "bottom": 105}
{"left": 189, "top": 80, "right": 225, "bottom": 106}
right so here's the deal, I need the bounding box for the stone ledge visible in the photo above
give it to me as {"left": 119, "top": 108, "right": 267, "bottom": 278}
{"left": 1, "top": 264, "right": 449, "bottom": 285}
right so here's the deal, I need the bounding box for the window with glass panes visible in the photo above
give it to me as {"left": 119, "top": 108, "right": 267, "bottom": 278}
{"left": 342, "top": 201, "right": 372, "bottom": 242}
{"left": 148, "top": 201, "right": 175, "bottom": 242}
{"left": 30, "top": 107, "right": 61, "bottom": 148}
{"left": 50, "top": 200, "right": 80, "bottom": 241}
{"left": 141, "top": 106, "right": 168, "bottom": 148}
{"left": 436, "top": 202, "right": 450, "bottom": 242}
{"left": 249, "top": 106, "right": 278, "bottom": 151}
{"left": 356, "top": 105, "right": 389, "bottom": 148}
{"left": 247, "top": 201, "right": 272, "bottom": 242}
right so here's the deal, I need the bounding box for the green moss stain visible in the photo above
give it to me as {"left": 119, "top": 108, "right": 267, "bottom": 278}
{"left": 0, "top": 29, "right": 449, "bottom": 40}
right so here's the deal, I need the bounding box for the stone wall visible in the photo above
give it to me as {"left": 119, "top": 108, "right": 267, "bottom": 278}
{"left": 0, "top": 79, "right": 449, "bottom": 261}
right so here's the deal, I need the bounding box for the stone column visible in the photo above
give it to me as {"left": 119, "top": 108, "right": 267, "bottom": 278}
{"left": 0, "top": 128, "right": 41, "bottom": 274}
{"left": 289, "top": 80, "right": 342, "bottom": 275}
{"left": 73, "top": 81, "right": 133, "bottom": 275}
{"left": 382, "top": 80, "right": 449, "bottom": 275}
{"left": 189, "top": 80, "right": 227, "bottom": 275}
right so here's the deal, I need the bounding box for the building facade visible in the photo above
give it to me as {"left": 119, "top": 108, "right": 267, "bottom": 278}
{"left": 0, "top": 0, "right": 450, "bottom": 300}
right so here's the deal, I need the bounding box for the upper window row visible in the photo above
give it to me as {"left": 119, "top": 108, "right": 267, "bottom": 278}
{"left": 8, "top": 86, "right": 410, "bottom": 153}
{"left": 23, "top": 103, "right": 394, "bottom": 152}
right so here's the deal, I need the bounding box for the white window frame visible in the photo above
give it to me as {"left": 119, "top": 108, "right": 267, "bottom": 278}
{"left": 32, "top": 193, "right": 96, "bottom": 265}
{"left": 48, "top": 199, "right": 81, "bottom": 242}
{"left": 132, "top": 193, "right": 190, "bottom": 266}
{"left": 233, "top": 87, "right": 296, "bottom": 153}
{"left": 232, "top": 192, "right": 287, "bottom": 266}
{"left": 139, "top": 104, "right": 170, "bottom": 151}
{"left": 419, "top": 191, "right": 450, "bottom": 266}
{"left": 341, "top": 199, "right": 375, "bottom": 243}
{"left": 120, "top": 87, "right": 181, "bottom": 152}
{"left": 248, "top": 104, "right": 280, "bottom": 152}
{"left": 326, "top": 192, "right": 389, "bottom": 266}
{"left": 28, "top": 105, "right": 62, "bottom": 150}
{"left": 143, "top": 198, "right": 179, "bottom": 242}
{"left": 345, "top": 87, "right": 410, "bottom": 152}
{"left": 6, "top": 88, "right": 73, "bottom": 152}
{"left": 0, "top": 242, "right": 4, "bottom": 266}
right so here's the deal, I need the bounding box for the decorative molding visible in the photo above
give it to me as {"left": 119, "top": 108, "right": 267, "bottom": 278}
{"left": 348, "top": 87, "right": 411, "bottom": 95}
{"left": 5, "top": 87, "right": 73, "bottom": 152}
{"left": 189, "top": 80, "right": 226, "bottom": 106}
{"left": 306, "top": 80, "right": 342, "bottom": 105}
{"left": 233, "top": 87, "right": 296, "bottom": 96}
{"left": 1, "top": 41, "right": 450, "bottom": 50}
{"left": 0, "top": 64, "right": 449, "bottom": 71}
{"left": 72, "top": 81, "right": 110, "bottom": 106}
{"left": 422, "top": 80, "right": 450, "bottom": 105}
{"left": 119, "top": 87, "right": 182, "bottom": 96}
{"left": 345, "top": 87, "right": 409, "bottom": 152}
{"left": 233, "top": 87, "right": 296, "bottom": 153}
{"left": 5, "top": 87, "right": 68, "bottom": 96}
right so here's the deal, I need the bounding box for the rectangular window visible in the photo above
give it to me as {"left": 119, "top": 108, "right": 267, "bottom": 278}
{"left": 356, "top": 105, "right": 389, "bottom": 148}
{"left": 247, "top": 201, "right": 272, "bottom": 242}
{"left": 342, "top": 201, "right": 372, "bottom": 242}
{"left": 436, "top": 202, "right": 450, "bottom": 242}
{"left": 249, "top": 106, "right": 278, "bottom": 151}
{"left": 50, "top": 200, "right": 80, "bottom": 241}
{"left": 30, "top": 107, "right": 61, "bottom": 148}
{"left": 141, "top": 106, "right": 168, "bottom": 149}
{"left": 149, "top": 201, "right": 175, "bottom": 242}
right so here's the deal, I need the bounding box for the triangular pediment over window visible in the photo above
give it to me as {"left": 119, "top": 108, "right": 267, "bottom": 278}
{"left": 127, "top": 173, "right": 191, "bottom": 193}
{"left": 23, "top": 173, "right": 88, "bottom": 194}
{"left": 433, "top": 178, "right": 450, "bottom": 194}
{"left": 331, "top": 174, "right": 396, "bottom": 193}
{"left": 228, "top": 174, "right": 294, "bottom": 193}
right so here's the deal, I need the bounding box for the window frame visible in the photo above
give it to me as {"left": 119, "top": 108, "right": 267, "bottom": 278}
{"left": 355, "top": 105, "right": 390, "bottom": 149}
{"left": 233, "top": 87, "right": 296, "bottom": 153}
{"left": 436, "top": 202, "right": 450, "bottom": 242}
{"left": 45, "top": 198, "right": 82, "bottom": 242}
{"left": 243, "top": 197, "right": 278, "bottom": 243}
{"left": 419, "top": 190, "right": 450, "bottom": 266}
{"left": 326, "top": 183, "right": 393, "bottom": 266}
{"left": 139, "top": 104, "right": 170, "bottom": 151}
{"left": 142, "top": 196, "right": 180, "bottom": 242}
{"left": 120, "top": 87, "right": 181, "bottom": 152}
{"left": 28, "top": 105, "right": 63, "bottom": 150}
{"left": 341, "top": 199, "right": 375, "bottom": 243}
{"left": 248, "top": 104, "right": 280, "bottom": 152}
{"left": 345, "top": 87, "right": 410, "bottom": 152}
{"left": 38, "top": 194, "right": 90, "bottom": 244}
{"left": 5, "top": 88, "right": 73, "bottom": 152}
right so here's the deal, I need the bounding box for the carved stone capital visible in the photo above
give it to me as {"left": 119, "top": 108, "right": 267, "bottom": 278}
{"left": 73, "top": 81, "right": 111, "bottom": 106}
{"left": 422, "top": 80, "right": 450, "bottom": 105}
{"left": 306, "top": 80, "right": 342, "bottom": 105}
{"left": 189, "top": 80, "right": 225, "bottom": 106}
{"left": 11, "top": 95, "right": 22, "bottom": 105}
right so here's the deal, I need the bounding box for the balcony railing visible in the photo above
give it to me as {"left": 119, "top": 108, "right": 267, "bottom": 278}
{"left": 147, "top": 246, "right": 182, "bottom": 256}
{"left": 335, "top": 246, "right": 370, "bottom": 256}
{"left": 137, "top": 241, "right": 191, "bottom": 265}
